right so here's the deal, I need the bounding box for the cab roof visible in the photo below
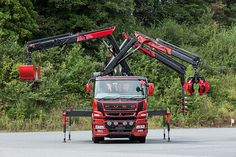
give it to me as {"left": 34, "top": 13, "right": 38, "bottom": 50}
{"left": 95, "top": 76, "right": 147, "bottom": 81}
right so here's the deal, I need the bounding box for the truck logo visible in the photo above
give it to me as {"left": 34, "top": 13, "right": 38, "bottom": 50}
{"left": 104, "top": 104, "right": 136, "bottom": 109}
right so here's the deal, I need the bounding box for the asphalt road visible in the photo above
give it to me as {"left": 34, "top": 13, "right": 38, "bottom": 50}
{"left": 0, "top": 128, "right": 236, "bottom": 157}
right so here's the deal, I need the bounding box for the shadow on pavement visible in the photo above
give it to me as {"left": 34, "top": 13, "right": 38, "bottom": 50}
{"left": 68, "top": 138, "right": 200, "bottom": 144}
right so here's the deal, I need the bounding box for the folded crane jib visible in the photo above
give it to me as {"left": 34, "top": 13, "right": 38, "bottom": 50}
{"left": 131, "top": 32, "right": 210, "bottom": 97}
{"left": 19, "top": 26, "right": 133, "bottom": 81}
{"left": 122, "top": 32, "right": 210, "bottom": 112}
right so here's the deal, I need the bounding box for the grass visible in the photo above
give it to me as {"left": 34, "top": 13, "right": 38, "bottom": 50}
{"left": 1, "top": 111, "right": 235, "bottom": 132}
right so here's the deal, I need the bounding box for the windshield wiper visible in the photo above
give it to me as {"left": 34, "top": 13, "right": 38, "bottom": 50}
{"left": 96, "top": 95, "right": 120, "bottom": 100}
{"left": 124, "top": 95, "right": 145, "bottom": 99}
{"left": 97, "top": 95, "right": 144, "bottom": 100}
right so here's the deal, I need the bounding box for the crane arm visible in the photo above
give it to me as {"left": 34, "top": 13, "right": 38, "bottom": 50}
{"left": 20, "top": 26, "right": 135, "bottom": 81}
{"left": 127, "top": 32, "right": 210, "bottom": 97}
{"left": 134, "top": 32, "right": 200, "bottom": 66}
{"left": 116, "top": 33, "right": 210, "bottom": 111}
{"left": 27, "top": 27, "right": 116, "bottom": 52}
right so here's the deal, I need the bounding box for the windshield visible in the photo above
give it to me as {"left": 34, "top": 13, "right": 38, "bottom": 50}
{"left": 94, "top": 80, "right": 147, "bottom": 99}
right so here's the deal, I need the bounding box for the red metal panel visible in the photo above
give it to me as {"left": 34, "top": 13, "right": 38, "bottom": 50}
{"left": 183, "top": 80, "right": 194, "bottom": 95}
{"left": 77, "top": 27, "right": 116, "bottom": 42}
{"left": 135, "top": 32, "right": 172, "bottom": 55}
{"left": 199, "top": 80, "right": 210, "bottom": 96}
{"left": 96, "top": 77, "right": 144, "bottom": 81}
{"left": 19, "top": 65, "right": 40, "bottom": 81}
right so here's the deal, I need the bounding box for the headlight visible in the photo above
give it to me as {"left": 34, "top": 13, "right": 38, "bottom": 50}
{"left": 113, "top": 121, "right": 118, "bottom": 126}
{"left": 95, "top": 125, "right": 105, "bottom": 129}
{"left": 107, "top": 121, "right": 112, "bottom": 126}
{"left": 136, "top": 125, "right": 145, "bottom": 129}
{"left": 129, "top": 121, "right": 134, "bottom": 126}
{"left": 140, "top": 113, "right": 147, "bottom": 117}
{"left": 122, "top": 121, "right": 127, "bottom": 126}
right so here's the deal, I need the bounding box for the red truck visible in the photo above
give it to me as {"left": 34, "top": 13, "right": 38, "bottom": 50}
{"left": 19, "top": 26, "right": 209, "bottom": 143}
{"left": 86, "top": 76, "right": 154, "bottom": 143}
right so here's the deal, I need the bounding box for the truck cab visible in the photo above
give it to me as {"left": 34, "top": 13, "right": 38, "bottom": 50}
{"left": 86, "top": 76, "right": 154, "bottom": 143}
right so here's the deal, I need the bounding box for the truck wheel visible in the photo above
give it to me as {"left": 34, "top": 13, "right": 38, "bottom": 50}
{"left": 92, "top": 137, "right": 104, "bottom": 143}
{"left": 138, "top": 137, "right": 146, "bottom": 143}
{"left": 129, "top": 136, "right": 137, "bottom": 142}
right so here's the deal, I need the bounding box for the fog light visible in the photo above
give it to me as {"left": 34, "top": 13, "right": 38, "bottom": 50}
{"left": 95, "top": 125, "right": 105, "bottom": 129}
{"left": 113, "top": 121, "right": 118, "bottom": 126}
{"left": 136, "top": 125, "right": 145, "bottom": 129}
{"left": 107, "top": 121, "right": 112, "bottom": 126}
{"left": 122, "top": 121, "right": 127, "bottom": 126}
{"left": 129, "top": 121, "right": 134, "bottom": 126}
{"left": 140, "top": 113, "right": 147, "bottom": 117}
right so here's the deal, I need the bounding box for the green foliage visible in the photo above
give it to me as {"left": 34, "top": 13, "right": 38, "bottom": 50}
{"left": 201, "top": 26, "right": 236, "bottom": 68}
{"left": 0, "top": 0, "right": 38, "bottom": 41}
{"left": 0, "top": 0, "right": 236, "bottom": 131}
{"left": 134, "top": 0, "right": 210, "bottom": 26}
{"left": 210, "top": 0, "right": 236, "bottom": 25}
{"left": 33, "top": 0, "right": 135, "bottom": 37}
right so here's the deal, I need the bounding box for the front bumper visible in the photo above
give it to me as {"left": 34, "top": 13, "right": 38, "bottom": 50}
{"left": 92, "top": 118, "right": 148, "bottom": 138}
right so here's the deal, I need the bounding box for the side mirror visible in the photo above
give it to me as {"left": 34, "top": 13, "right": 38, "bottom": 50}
{"left": 86, "top": 83, "right": 91, "bottom": 93}
{"left": 148, "top": 83, "right": 154, "bottom": 96}
{"left": 19, "top": 65, "right": 40, "bottom": 81}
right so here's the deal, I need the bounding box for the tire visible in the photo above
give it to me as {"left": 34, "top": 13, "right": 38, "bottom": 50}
{"left": 92, "top": 137, "right": 104, "bottom": 143}
{"left": 138, "top": 136, "right": 146, "bottom": 143}
{"left": 129, "top": 136, "right": 137, "bottom": 142}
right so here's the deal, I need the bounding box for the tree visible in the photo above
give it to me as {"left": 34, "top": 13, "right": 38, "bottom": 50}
{"left": 0, "top": 0, "right": 38, "bottom": 41}
{"left": 134, "top": 0, "right": 210, "bottom": 26}
{"left": 32, "top": 0, "right": 135, "bottom": 37}
{"left": 171, "top": 0, "right": 209, "bottom": 24}
{"left": 209, "top": 0, "right": 236, "bottom": 25}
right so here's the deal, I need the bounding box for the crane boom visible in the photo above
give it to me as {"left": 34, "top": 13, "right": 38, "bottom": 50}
{"left": 19, "top": 26, "right": 210, "bottom": 112}
{"left": 27, "top": 27, "right": 116, "bottom": 52}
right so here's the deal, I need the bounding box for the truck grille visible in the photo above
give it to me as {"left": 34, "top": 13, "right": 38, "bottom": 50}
{"left": 106, "top": 112, "right": 135, "bottom": 117}
{"left": 103, "top": 103, "right": 136, "bottom": 118}
{"left": 97, "top": 101, "right": 143, "bottom": 119}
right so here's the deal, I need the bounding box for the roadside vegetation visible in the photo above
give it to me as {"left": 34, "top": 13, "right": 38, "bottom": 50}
{"left": 0, "top": 0, "right": 236, "bottom": 131}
